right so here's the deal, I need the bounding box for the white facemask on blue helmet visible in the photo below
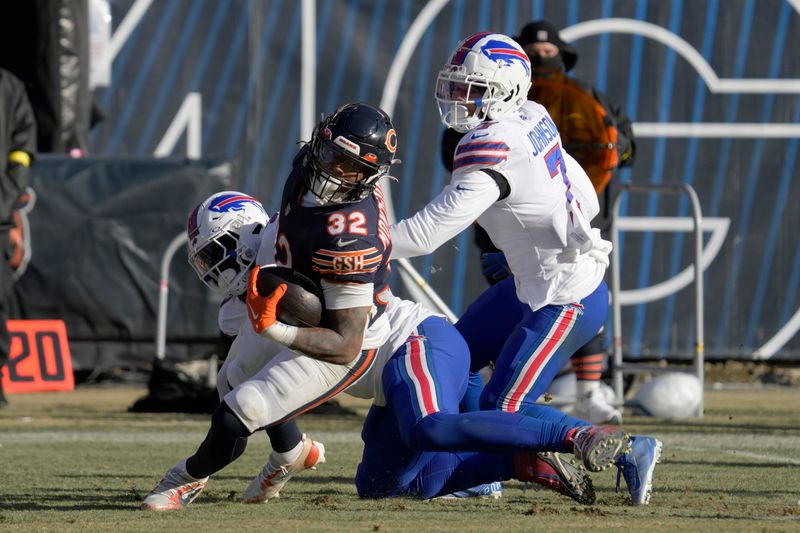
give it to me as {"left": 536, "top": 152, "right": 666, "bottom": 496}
{"left": 435, "top": 32, "right": 532, "bottom": 133}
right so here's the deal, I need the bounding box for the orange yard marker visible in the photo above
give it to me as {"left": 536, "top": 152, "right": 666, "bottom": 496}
{"left": 2, "top": 320, "right": 74, "bottom": 393}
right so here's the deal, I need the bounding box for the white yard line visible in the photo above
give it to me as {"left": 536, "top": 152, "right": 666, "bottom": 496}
{"left": 680, "top": 447, "right": 800, "bottom": 466}
{"left": 0, "top": 430, "right": 363, "bottom": 445}
{"left": 656, "top": 432, "right": 800, "bottom": 465}
{"left": 3, "top": 430, "right": 799, "bottom": 467}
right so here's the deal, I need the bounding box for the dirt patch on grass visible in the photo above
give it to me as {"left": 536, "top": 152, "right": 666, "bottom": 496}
{"left": 704, "top": 361, "right": 800, "bottom": 386}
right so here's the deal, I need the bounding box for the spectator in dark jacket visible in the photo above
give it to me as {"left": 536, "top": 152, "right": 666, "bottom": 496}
{"left": 0, "top": 67, "right": 36, "bottom": 407}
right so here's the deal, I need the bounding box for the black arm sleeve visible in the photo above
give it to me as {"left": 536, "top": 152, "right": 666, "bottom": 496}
{"left": 10, "top": 77, "right": 37, "bottom": 157}
{"left": 481, "top": 168, "right": 510, "bottom": 201}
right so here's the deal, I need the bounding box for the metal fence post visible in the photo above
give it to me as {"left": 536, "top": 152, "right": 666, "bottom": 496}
{"left": 155, "top": 232, "right": 189, "bottom": 360}
{"left": 610, "top": 182, "right": 705, "bottom": 417}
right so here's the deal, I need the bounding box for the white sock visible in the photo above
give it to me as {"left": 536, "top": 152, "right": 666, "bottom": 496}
{"left": 268, "top": 440, "right": 304, "bottom": 468}
{"left": 575, "top": 379, "right": 599, "bottom": 397}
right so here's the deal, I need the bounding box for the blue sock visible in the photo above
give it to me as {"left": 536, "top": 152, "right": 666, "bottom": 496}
{"left": 517, "top": 403, "right": 591, "bottom": 426}
{"left": 516, "top": 403, "right": 590, "bottom": 445}
{"left": 413, "top": 410, "right": 572, "bottom": 453}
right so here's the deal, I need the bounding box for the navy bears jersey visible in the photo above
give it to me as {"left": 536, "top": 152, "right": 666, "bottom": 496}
{"left": 274, "top": 147, "right": 393, "bottom": 327}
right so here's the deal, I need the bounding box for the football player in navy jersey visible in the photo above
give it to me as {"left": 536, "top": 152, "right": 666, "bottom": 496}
{"left": 254, "top": 102, "right": 398, "bottom": 366}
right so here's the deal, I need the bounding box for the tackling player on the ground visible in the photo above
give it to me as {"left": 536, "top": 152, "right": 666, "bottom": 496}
{"left": 389, "top": 32, "right": 662, "bottom": 505}
{"left": 173, "top": 189, "right": 606, "bottom": 506}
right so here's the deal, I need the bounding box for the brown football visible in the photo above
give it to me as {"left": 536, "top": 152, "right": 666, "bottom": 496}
{"left": 254, "top": 266, "right": 323, "bottom": 327}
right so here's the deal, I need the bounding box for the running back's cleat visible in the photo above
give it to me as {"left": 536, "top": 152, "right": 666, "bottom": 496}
{"left": 574, "top": 388, "right": 623, "bottom": 425}
{"left": 438, "top": 481, "right": 503, "bottom": 499}
{"left": 571, "top": 425, "right": 631, "bottom": 472}
{"left": 615, "top": 435, "right": 663, "bottom": 505}
{"left": 514, "top": 451, "right": 595, "bottom": 505}
{"left": 141, "top": 459, "right": 209, "bottom": 511}
{"left": 243, "top": 434, "right": 325, "bottom": 503}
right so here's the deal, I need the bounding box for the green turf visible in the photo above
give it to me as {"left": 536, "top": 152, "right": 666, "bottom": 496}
{"left": 1, "top": 385, "right": 799, "bottom": 532}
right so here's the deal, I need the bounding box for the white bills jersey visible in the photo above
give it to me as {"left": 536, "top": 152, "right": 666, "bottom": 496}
{"left": 391, "top": 100, "right": 610, "bottom": 310}
{"left": 215, "top": 219, "right": 285, "bottom": 395}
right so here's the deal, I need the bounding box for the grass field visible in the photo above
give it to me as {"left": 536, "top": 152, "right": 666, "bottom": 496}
{"left": 1, "top": 384, "right": 799, "bottom": 532}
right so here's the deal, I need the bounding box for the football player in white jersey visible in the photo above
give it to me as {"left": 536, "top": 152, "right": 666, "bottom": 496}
{"left": 142, "top": 192, "right": 326, "bottom": 511}
{"left": 389, "top": 32, "right": 662, "bottom": 506}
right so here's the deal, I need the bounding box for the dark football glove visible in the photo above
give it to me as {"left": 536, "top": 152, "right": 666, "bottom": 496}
{"left": 480, "top": 252, "right": 512, "bottom": 282}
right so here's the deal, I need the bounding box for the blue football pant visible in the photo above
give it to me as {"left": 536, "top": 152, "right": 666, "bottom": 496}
{"left": 355, "top": 316, "right": 585, "bottom": 499}
{"left": 456, "top": 278, "right": 609, "bottom": 413}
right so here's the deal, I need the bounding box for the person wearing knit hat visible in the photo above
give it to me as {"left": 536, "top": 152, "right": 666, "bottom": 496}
{"left": 514, "top": 19, "right": 578, "bottom": 72}
{"left": 511, "top": 19, "right": 635, "bottom": 184}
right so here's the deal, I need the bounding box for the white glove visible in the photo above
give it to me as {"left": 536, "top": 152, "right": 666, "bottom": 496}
{"left": 588, "top": 232, "right": 612, "bottom": 268}
{"left": 558, "top": 228, "right": 612, "bottom": 267}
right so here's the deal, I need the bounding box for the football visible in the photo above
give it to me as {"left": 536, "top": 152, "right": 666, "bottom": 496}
{"left": 254, "top": 266, "right": 323, "bottom": 327}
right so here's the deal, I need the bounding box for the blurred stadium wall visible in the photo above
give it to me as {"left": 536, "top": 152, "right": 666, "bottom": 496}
{"left": 18, "top": 0, "right": 800, "bottom": 365}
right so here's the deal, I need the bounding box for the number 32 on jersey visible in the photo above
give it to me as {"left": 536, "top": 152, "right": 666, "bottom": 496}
{"left": 275, "top": 211, "right": 368, "bottom": 269}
